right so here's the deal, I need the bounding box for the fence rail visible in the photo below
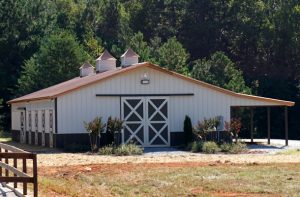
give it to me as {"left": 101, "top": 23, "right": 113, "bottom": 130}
{"left": 0, "top": 143, "right": 37, "bottom": 197}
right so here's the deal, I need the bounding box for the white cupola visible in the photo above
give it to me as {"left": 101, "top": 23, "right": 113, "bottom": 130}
{"left": 96, "top": 50, "right": 117, "bottom": 73}
{"left": 79, "top": 62, "right": 94, "bottom": 77}
{"left": 121, "top": 48, "right": 139, "bottom": 67}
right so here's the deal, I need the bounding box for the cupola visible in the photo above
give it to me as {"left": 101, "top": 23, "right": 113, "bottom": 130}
{"left": 121, "top": 48, "right": 139, "bottom": 67}
{"left": 96, "top": 49, "right": 117, "bottom": 73}
{"left": 79, "top": 62, "right": 94, "bottom": 77}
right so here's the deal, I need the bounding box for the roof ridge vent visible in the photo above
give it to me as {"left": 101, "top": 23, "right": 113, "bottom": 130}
{"left": 79, "top": 62, "right": 94, "bottom": 77}
{"left": 121, "top": 47, "right": 139, "bottom": 67}
{"left": 96, "top": 49, "right": 117, "bottom": 73}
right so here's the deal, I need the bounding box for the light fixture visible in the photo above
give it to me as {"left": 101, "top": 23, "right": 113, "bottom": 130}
{"left": 141, "top": 72, "right": 150, "bottom": 85}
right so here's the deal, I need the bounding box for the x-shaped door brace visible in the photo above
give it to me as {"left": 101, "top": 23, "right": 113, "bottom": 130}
{"left": 124, "top": 124, "right": 144, "bottom": 144}
{"left": 149, "top": 123, "right": 168, "bottom": 144}
{"left": 124, "top": 100, "right": 143, "bottom": 121}
{"left": 148, "top": 99, "right": 168, "bottom": 121}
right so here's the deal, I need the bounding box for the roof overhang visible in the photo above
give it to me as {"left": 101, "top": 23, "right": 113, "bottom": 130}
{"left": 8, "top": 62, "right": 295, "bottom": 107}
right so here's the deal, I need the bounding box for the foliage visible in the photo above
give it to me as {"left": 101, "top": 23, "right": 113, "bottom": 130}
{"left": 156, "top": 37, "right": 189, "bottom": 75}
{"left": 183, "top": 115, "right": 193, "bottom": 145}
{"left": 98, "top": 144, "right": 114, "bottom": 155}
{"left": 1, "top": 0, "right": 300, "bottom": 139}
{"left": 84, "top": 117, "right": 106, "bottom": 152}
{"left": 225, "top": 118, "right": 242, "bottom": 143}
{"left": 17, "top": 31, "right": 89, "bottom": 95}
{"left": 99, "top": 143, "right": 143, "bottom": 156}
{"left": 202, "top": 141, "right": 220, "bottom": 154}
{"left": 186, "top": 141, "right": 203, "bottom": 153}
{"left": 192, "top": 51, "right": 251, "bottom": 94}
{"left": 193, "top": 117, "right": 221, "bottom": 141}
{"left": 114, "top": 143, "right": 144, "bottom": 156}
{"left": 220, "top": 142, "right": 246, "bottom": 154}
{"left": 106, "top": 116, "right": 124, "bottom": 145}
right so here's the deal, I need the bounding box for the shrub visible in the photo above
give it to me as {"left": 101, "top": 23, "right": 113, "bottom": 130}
{"left": 114, "top": 144, "right": 143, "bottom": 156}
{"left": 225, "top": 118, "right": 242, "bottom": 143}
{"left": 220, "top": 142, "right": 247, "bottom": 154}
{"left": 194, "top": 117, "right": 221, "bottom": 141}
{"left": 184, "top": 115, "right": 193, "bottom": 145}
{"left": 84, "top": 117, "right": 106, "bottom": 152}
{"left": 188, "top": 141, "right": 203, "bottom": 152}
{"left": 63, "top": 143, "right": 90, "bottom": 153}
{"left": 99, "top": 145, "right": 114, "bottom": 155}
{"left": 202, "top": 141, "right": 220, "bottom": 153}
{"left": 106, "top": 117, "right": 124, "bottom": 146}
{"left": 99, "top": 143, "right": 143, "bottom": 156}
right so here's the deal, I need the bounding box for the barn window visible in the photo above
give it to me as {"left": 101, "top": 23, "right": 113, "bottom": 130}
{"left": 49, "top": 110, "right": 53, "bottom": 130}
{"left": 28, "top": 111, "right": 32, "bottom": 130}
{"left": 35, "top": 111, "right": 38, "bottom": 130}
{"left": 20, "top": 111, "right": 24, "bottom": 129}
{"left": 42, "top": 110, "right": 45, "bottom": 130}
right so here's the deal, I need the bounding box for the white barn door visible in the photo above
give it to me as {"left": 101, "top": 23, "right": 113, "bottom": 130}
{"left": 121, "top": 97, "right": 170, "bottom": 147}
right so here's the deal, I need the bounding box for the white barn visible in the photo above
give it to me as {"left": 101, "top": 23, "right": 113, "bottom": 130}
{"left": 8, "top": 49, "right": 295, "bottom": 148}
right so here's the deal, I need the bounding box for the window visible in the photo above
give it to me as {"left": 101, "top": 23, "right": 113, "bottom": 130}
{"left": 42, "top": 110, "right": 45, "bottom": 130}
{"left": 35, "top": 111, "right": 38, "bottom": 130}
{"left": 20, "top": 111, "right": 24, "bottom": 129}
{"left": 49, "top": 110, "right": 53, "bottom": 130}
{"left": 28, "top": 111, "right": 32, "bottom": 130}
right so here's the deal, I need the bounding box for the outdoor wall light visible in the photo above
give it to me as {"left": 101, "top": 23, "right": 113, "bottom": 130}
{"left": 141, "top": 73, "right": 150, "bottom": 85}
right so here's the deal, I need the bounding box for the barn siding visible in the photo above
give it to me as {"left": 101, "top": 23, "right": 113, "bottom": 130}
{"left": 57, "top": 66, "right": 282, "bottom": 134}
{"left": 11, "top": 99, "right": 55, "bottom": 134}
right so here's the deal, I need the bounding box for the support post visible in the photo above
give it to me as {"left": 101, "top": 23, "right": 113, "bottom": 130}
{"left": 285, "top": 107, "right": 288, "bottom": 146}
{"left": 250, "top": 108, "right": 254, "bottom": 143}
{"left": 267, "top": 107, "right": 271, "bottom": 145}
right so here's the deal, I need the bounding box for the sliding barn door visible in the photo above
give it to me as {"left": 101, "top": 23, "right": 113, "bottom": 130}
{"left": 121, "top": 97, "right": 145, "bottom": 146}
{"left": 146, "top": 97, "right": 170, "bottom": 147}
{"left": 121, "top": 97, "right": 170, "bottom": 147}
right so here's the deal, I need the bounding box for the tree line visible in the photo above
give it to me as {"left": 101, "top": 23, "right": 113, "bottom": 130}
{"left": 0, "top": 0, "right": 299, "bottom": 139}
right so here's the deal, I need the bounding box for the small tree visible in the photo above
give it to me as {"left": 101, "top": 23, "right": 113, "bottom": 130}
{"left": 194, "top": 117, "right": 220, "bottom": 141}
{"left": 225, "top": 118, "right": 242, "bottom": 143}
{"left": 106, "top": 117, "right": 124, "bottom": 146}
{"left": 106, "top": 116, "right": 114, "bottom": 145}
{"left": 84, "top": 117, "right": 106, "bottom": 152}
{"left": 184, "top": 115, "right": 193, "bottom": 145}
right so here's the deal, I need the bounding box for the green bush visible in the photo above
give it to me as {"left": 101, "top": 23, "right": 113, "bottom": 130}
{"left": 187, "top": 141, "right": 203, "bottom": 152}
{"left": 99, "top": 145, "right": 114, "bottom": 155}
{"left": 184, "top": 115, "right": 193, "bottom": 144}
{"left": 114, "top": 144, "right": 144, "bottom": 156}
{"left": 99, "top": 143, "right": 143, "bottom": 156}
{"left": 202, "top": 141, "right": 220, "bottom": 153}
{"left": 63, "top": 143, "right": 90, "bottom": 153}
{"left": 220, "top": 142, "right": 246, "bottom": 154}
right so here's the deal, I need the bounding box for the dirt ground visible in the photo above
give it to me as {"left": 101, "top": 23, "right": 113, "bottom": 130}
{"left": 36, "top": 151, "right": 300, "bottom": 167}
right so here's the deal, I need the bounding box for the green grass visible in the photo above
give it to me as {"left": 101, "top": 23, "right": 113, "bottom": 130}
{"left": 37, "top": 163, "right": 300, "bottom": 197}
{"left": 0, "top": 131, "right": 12, "bottom": 142}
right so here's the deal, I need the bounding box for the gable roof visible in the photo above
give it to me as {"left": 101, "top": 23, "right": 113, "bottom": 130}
{"left": 79, "top": 62, "right": 93, "bottom": 69}
{"left": 96, "top": 49, "right": 116, "bottom": 60}
{"left": 121, "top": 48, "right": 139, "bottom": 58}
{"left": 8, "top": 62, "right": 295, "bottom": 106}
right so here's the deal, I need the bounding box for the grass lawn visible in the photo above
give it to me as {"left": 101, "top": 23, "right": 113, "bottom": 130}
{"left": 37, "top": 163, "right": 300, "bottom": 197}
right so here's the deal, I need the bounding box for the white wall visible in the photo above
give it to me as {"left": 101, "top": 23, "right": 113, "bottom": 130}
{"left": 11, "top": 99, "right": 55, "bottom": 133}
{"left": 57, "top": 66, "right": 282, "bottom": 134}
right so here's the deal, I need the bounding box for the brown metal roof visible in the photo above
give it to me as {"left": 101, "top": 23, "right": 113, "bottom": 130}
{"left": 121, "top": 48, "right": 139, "bottom": 58}
{"left": 8, "top": 62, "right": 295, "bottom": 106}
{"left": 96, "top": 49, "right": 116, "bottom": 60}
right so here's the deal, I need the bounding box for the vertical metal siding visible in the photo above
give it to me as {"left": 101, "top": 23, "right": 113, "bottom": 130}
{"left": 55, "top": 67, "right": 282, "bottom": 134}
